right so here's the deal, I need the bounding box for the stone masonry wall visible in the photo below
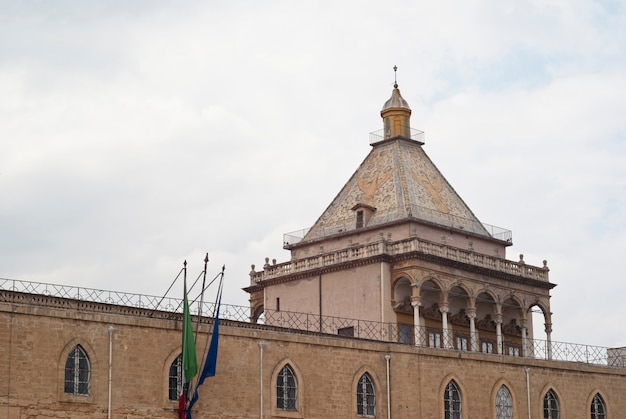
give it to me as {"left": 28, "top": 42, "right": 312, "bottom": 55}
{"left": 1, "top": 295, "right": 625, "bottom": 419}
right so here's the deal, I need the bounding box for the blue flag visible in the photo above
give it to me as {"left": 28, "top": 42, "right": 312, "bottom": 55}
{"left": 186, "top": 287, "right": 222, "bottom": 418}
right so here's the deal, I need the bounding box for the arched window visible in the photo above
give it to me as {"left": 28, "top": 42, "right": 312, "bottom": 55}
{"left": 444, "top": 380, "right": 461, "bottom": 419}
{"left": 543, "top": 390, "right": 559, "bottom": 419}
{"left": 357, "top": 373, "right": 375, "bottom": 417}
{"left": 495, "top": 385, "right": 513, "bottom": 419}
{"left": 168, "top": 354, "right": 183, "bottom": 401}
{"left": 591, "top": 393, "right": 606, "bottom": 419}
{"left": 277, "top": 364, "right": 297, "bottom": 411}
{"left": 64, "top": 345, "right": 90, "bottom": 396}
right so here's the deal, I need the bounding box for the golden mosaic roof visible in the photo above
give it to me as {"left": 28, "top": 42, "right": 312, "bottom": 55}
{"left": 303, "top": 138, "right": 489, "bottom": 241}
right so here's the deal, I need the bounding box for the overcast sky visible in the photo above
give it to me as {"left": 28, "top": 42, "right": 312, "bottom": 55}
{"left": 1, "top": 1, "right": 625, "bottom": 348}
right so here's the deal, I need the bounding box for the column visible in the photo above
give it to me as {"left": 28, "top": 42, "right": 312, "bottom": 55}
{"left": 545, "top": 322, "right": 553, "bottom": 360}
{"left": 466, "top": 307, "right": 478, "bottom": 352}
{"left": 520, "top": 318, "right": 528, "bottom": 357}
{"left": 494, "top": 313, "right": 503, "bottom": 355}
{"left": 411, "top": 296, "right": 421, "bottom": 347}
{"left": 440, "top": 302, "right": 450, "bottom": 349}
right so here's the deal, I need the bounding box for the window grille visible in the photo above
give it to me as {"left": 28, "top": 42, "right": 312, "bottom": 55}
{"left": 356, "top": 373, "right": 375, "bottom": 417}
{"left": 168, "top": 354, "right": 183, "bottom": 401}
{"left": 64, "top": 345, "right": 90, "bottom": 396}
{"left": 356, "top": 373, "right": 376, "bottom": 417}
{"left": 543, "top": 390, "right": 559, "bottom": 419}
{"left": 481, "top": 341, "right": 494, "bottom": 354}
{"left": 444, "top": 380, "right": 461, "bottom": 419}
{"left": 277, "top": 364, "right": 297, "bottom": 411}
{"left": 495, "top": 385, "right": 513, "bottom": 419}
{"left": 591, "top": 394, "right": 606, "bottom": 419}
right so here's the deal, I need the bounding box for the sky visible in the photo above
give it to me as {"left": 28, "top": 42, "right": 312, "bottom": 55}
{"left": 1, "top": 0, "right": 625, "bottom": 348}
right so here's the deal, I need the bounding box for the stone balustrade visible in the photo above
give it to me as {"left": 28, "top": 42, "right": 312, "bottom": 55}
{"left": 253, "top": 236, "right": 548, "bottom": 283}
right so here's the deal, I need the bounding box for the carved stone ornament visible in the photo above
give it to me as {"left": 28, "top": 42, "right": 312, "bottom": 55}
{"left": 450, "top": 309, "right": 470, "bottom": 326}
{"left": 392, "top": 296, "right": 413, "bottom": 314}
{"left": 420, "top": 303, "right": 442, "bottom": 320}
{"left": 477, "top": 314, "right": 496, "bottom": 332}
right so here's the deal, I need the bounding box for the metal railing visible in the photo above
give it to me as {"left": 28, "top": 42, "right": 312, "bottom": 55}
{"left": 259, "top": 310, "right": 625, "bottom": 368}
{"left": 1, "top": 278, "right": 623, "bottom": 368}
{"left": 283, "top": 205, "right": 512, "bottom": 246}
{"left": 369, "top": 128, "right": 425, "bottom": 144}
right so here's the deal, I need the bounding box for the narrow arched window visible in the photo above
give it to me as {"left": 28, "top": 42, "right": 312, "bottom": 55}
{"left": 277, "top": 364, "right": 297, "bottom": 411}
{"left": 591, "top": 393, "right": 606, "bottom": 419}
{"left": 543, "top": 390, "right": 559, "bottom": 419}
{"left": 168, "top": 354, "right": 183, "bottom": 401}
{"left": 357, "top": 373, "right": 375, "bottom": 417}
{"left": 444, "top": 380, "right": 461, "bottom": 419}
{"left": 495, "top": 385, "right": 513, "bottom": 419}
{"left": 64, "top": 345, "right": 90, "bottom": 396}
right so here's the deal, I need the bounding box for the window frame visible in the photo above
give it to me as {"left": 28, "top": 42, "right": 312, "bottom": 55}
{"left": 591, "top": 393, "right": 606, "bottom": 419}
{"left": 495, "top": 385, "right": 513, "bottom": 419}
{"left": 168, "top": 354, "right": 183, "bottom": 401}
{"left": 276, "top": 364, "right": 298, "bottom": 411}
{"left": 356, "top": 373, "right": 376, "bottom": 417}
{"left": 444, "top": 380, "right": 462, "bottom": 419}
{"left": 543, "top": 389, "right": 559, "bottom": 419}
{"left": 64, "top": 345, "right": 90, "bottom": 396}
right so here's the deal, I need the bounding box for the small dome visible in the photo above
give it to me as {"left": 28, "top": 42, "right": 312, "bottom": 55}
{"left": 382, "top": 84, "right": 411, "bottom": 111}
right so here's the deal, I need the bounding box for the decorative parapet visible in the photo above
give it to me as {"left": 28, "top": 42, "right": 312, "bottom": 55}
{"left": 253, "top": 236, "right": 548, "bottom": 283}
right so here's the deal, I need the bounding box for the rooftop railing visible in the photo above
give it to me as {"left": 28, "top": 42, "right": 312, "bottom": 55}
{"left": 283, "top": 205, "right": 512, "bottom": 246}
{"left": 2, "top": 278, "right": 622, "bottom": 368}
{"left": 369, "top": 128, "right": 425, "bottom": 144}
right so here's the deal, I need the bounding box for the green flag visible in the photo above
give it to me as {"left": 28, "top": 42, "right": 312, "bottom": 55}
{"left": 182, "top": 285, "right": 198, "bottom": 382}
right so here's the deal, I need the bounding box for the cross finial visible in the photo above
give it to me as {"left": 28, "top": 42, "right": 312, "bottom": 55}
{"left": 393, "top": 65, "right": 398, "bottom": 88}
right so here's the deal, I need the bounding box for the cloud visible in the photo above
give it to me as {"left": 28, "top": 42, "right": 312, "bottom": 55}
{"left": 1, "top": 0, "right": 625, "bottom": 347}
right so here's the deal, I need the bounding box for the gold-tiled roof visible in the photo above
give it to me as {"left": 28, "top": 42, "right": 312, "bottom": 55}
{"left": 303, "top": 138, "right": 489, "bottom": 241}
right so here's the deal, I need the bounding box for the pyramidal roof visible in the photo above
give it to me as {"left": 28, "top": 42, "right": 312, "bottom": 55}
{"left": 301, "top": 85, "right": 490, "bottom": 243}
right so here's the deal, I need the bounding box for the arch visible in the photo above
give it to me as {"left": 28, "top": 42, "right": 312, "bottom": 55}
{"left": 475, "top": 292, "right": 498, "bottom": 354}
{"left": 252, "top": 304, "right": 264, "bottom": 324}
{"left": 491, "top": 379, "right": 516, "bottom": 419}
{"left": 352, "top": 366, "right": 382, "bottom": 418}
{"left": 540, "top": 387, "right": 560, "bottom": 419}
{"left": 356, "top": 373, "right": 376, "bottom": 417}
{"left": 58, "top": 338, "right": 98, "bottom": 401}
{"left": 587, "top": 391, "right": 608, "bottom": 419}
{"left": 501, "top": 297, "right": 524, "bottom": 357}
{"left": 391, "top": 270, "right": 416, "bottom": 286}
{"left": 527, "top": 300, "right": 552, "bottom": 352}
{"left": 164, "top": 351, "right": 183, "bottom": 402}
{"left": 447, "top": 286, "right": 472, "bottom": 351}
{"left": 63, "top": 345, "right": 90, "bottom": 396}
{"left": 271, "top": 359, "right": 304, "bottom": 416}
{"left": 421, "top": 276, "right": 444, "bottom": 292}
{"left": 439, "top": 374, "right": 465, "bottom": 419}
{"left": 392, "top": 276, "right": 413, "bottom": 307}
{"left": 446, "top": 280, "right": 473, "bottom": 298}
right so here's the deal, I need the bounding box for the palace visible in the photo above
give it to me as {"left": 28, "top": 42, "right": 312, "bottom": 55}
{"left": 1, "top": 81, "right": 625, "bottom": 419}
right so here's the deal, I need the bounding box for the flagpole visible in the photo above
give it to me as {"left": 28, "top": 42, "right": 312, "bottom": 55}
{"left": 194, "top": 254, "right": 209, "bottom": 342}
{"left": 179, "top": 260, "right": 199, "bottom": 419}
{"left": 186, "top": 266, "right": 225, "bottom": 419}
